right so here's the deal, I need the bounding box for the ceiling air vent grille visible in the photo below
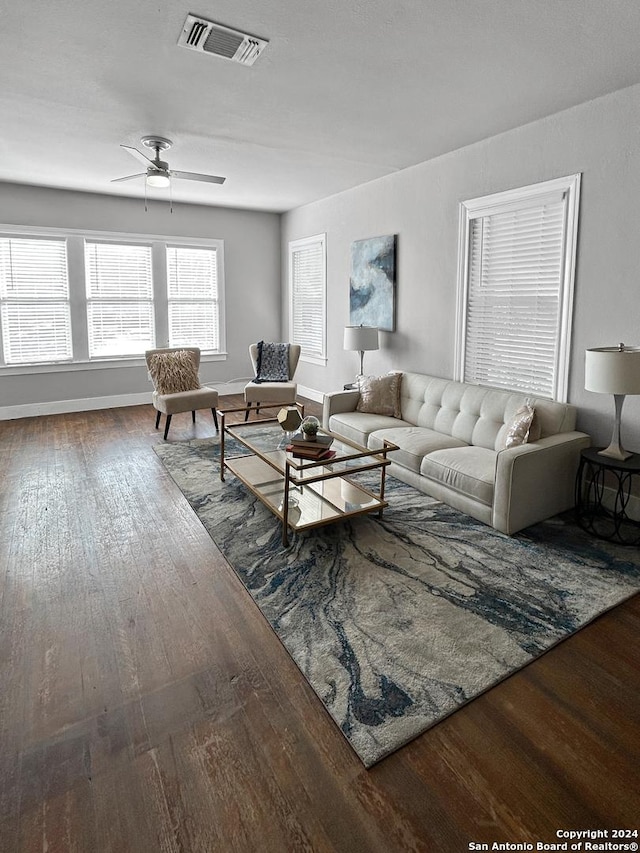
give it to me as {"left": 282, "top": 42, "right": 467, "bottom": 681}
{"left": 178, "top": 14, "right": 268, "bottom": 66}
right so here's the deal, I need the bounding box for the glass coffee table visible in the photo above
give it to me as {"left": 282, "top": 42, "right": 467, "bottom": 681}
{"left": 218, "top": 405, "right": 398, "bottom": 545}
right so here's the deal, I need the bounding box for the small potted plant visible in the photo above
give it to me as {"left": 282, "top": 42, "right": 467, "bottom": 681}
{"left": 300, "top": 416, "right": 320, "bottom": 441}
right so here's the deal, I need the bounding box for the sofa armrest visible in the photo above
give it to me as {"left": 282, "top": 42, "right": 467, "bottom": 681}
{"left": 322, "top": 390, "right": 360, "bottom": 429}
{"left": 493, "top": 431, "right": 591, "bottom": 535}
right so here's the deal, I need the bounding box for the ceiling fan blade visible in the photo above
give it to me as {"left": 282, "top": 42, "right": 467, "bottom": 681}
{"left": 120, "top": 144, "right": 155, "bottom": 167}
{"left": 111, "top": 173, "right": 145, "bottom": 183}
{"left": 171, "top": 170, "right": 226, "bottom": 185}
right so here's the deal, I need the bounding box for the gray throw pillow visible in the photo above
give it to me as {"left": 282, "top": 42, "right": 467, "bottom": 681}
{"left": 255, "top": 341, "right": 290, "bottom": 382}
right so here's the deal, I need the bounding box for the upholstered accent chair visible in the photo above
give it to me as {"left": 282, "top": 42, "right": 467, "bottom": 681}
{"left": 145, "top": 347, "right": 219, "bottom": 440}
{"left": 243, "top": 342, "right": 301, "bottom": 421}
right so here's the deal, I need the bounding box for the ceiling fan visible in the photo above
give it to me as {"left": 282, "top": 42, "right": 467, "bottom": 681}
{"left": 112, "top": 136, "right": 226, "bottom": 188}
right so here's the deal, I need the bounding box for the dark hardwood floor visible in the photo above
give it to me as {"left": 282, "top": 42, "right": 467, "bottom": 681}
{"left": 0, "top": 397, "right": 638, "bottom": 852}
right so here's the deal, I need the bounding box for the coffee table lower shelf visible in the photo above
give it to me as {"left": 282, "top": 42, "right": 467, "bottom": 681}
{"left": 225, "top": 454, "right": 387, "bottom": 545}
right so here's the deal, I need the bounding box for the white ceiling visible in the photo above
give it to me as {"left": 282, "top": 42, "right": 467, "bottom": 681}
{"left": 3, "top": 0, "right": 640, "bottom": 213}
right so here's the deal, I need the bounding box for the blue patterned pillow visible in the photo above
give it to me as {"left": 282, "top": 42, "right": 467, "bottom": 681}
{"left": 255, "top": 341, "right": 290, "bottom": 383}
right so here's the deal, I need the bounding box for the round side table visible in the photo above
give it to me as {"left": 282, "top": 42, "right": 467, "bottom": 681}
{"left": 575, "top": 448, "right": 640, "bottom": 545}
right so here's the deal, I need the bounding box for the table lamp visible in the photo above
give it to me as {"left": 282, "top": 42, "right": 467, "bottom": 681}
{"left": 585, "top": 343, "right": 640, "bottom": 460}
{"left": 343, "top": 325, "right": 378, "bottom": 380}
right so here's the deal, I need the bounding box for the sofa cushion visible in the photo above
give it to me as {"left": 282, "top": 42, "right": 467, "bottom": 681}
{"left": 420, "top": 446, "right": 497, "bottom": 506}
{"left": 244, "top": 380, "right": 297, "bottom": 404}
{"left": 329, "top": 412, "right": 412, "bottom": 448}
{"left": 396, "top": 371, "right": 577, "bottom": 449}
{"left": 153, "top": 385, "right": 219, "bottom": 415}
{"left": 368, "top": 426, "right": 468, "bottom": 474}
{"left": 403, "top": 377, "right": 523, "bottom": 449}
{"left": 357, "top": 372, "right": 402, "bottom": 417}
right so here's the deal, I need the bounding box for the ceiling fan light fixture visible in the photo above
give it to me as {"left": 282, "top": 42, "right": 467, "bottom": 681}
{"left": 146, "top": 170, "right": 171, "bottom": 188}
{"left": 114, "top": 136, "right": 225, "bottom": 190}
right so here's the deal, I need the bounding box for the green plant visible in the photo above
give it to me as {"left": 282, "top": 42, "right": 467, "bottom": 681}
{"left": 301, "top": 416, "right": 319, "bottom": 436}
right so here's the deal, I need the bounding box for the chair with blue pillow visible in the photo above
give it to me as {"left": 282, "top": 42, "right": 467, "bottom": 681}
{"left": 243, "top": 342, "right": 301, "bottom": 421}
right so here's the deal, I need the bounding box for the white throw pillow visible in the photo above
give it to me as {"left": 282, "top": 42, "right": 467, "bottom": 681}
{"left": 503, "top": 403, "right": 541, "bottom": 449}
{"left": 356, "top": 373, "right": 403, "bottom": 418}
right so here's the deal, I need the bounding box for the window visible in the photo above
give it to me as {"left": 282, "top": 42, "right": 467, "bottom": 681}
{"left": 167, "top": 246, "right": 220, "bottom": 351}
{"left": 85, "top": 241, "right": 154, "bottom": 358}
{"left": 0, "top": 226, "right": 226, "bottom": 370}
{"left": 455, "top": 174, "right": 580, "bottom": 401}
{"left": 289, "top": 233, "right": 326, "bottom": 364}
{"left": 0, "top": 236, "right": 72, "bottom": 365}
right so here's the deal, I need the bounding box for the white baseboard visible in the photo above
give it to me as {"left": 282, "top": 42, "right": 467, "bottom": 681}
{"left": 297, "top": 384, "right": 324, "bottom": 404}
{"left": 204, "top": 381, "right": 247, "bottom": 397}
{"left": 201, "top": 381, "right": 247, "bottom": 397}
{"left": 0, "top": 381, "right": 320, "bottom": 421}
{"left": 0, "top": 381, "right": 248, "bottom": 421}
{"left": 0, "top": 392, "right": 152, "bottom": 420}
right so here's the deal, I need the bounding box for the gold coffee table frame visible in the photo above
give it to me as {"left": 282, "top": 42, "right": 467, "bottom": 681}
{"left": 218, "top": 404, "right": 397, "bottom": 546}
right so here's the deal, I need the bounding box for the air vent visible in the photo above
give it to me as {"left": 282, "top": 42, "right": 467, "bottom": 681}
{"left": 178, "top": 14, "right": 268, "bottom": 66}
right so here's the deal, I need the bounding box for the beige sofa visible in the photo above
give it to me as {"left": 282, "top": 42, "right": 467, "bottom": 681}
{"left": 323, "top": 372, "right": 591, "bottom": 535}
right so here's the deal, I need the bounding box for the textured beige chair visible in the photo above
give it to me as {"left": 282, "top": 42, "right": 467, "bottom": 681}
{"left": 243, "top": 343, "right": 301, "bottom": 421}
{"left": 145, "top": 347, "right": 219, "bottom": 440}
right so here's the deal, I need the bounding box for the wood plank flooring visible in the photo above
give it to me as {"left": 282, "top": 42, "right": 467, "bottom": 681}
{"left": 0, "top": 397, "right": 638, "bottom": 852}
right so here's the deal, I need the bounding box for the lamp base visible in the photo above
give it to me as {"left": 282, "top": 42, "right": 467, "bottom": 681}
{"left": 597, "top": 444, "right": 633, "bottom": 461}
{"left": 598, "top": 394, "right": 633, "bottom": 461}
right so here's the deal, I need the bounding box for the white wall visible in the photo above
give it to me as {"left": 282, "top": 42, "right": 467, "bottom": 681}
{"left": 282, "top": 82, "right": 640, "bottom": 450}
{"left": 0, "top": 184, "right": 281, "bottom": 416}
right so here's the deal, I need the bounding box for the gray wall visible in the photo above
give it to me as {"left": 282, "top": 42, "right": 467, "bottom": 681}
{"left": 0, "top": 184, "right": 281, "bottom": 412}
{"left": 4, "top": 75, "right": 640, "bottom": 451}
{"left": 282, "top": 81, "right": 640, "bottom": 450}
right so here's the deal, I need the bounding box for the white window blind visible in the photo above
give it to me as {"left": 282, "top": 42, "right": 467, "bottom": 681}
{"left": 456, "top": 175, "right": 580, "bottom": 401}
{"left": 167, "top": 246, "right": 219, "bottom": 351}
{"left": 290, "top": 234, "right": 326, "bottom": 361}
{"left": 0, "top": 236, "right": 72, "bottom": 365}
{"left": 85, "top": 241, "right": 154, "bottom": 358}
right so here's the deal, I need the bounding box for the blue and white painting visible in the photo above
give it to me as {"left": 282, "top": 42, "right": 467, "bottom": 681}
{"left": 350, "top": 235, "right": 396, "bottom": 331}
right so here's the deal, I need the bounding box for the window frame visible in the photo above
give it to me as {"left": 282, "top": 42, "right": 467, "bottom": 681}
{"left": 288, "top": 233, "right": 327, "bottom": 366}
{"left": 0, "top": 234, "right": 73, "bottom": 366}
{"left": 84, "top": 239, "right": 155, "bottom": 360}
{"left": 166, "top": 243, "right": 225, "bottom": 354}
{"left": 454, "top": 174, "right": 581, "bottom": 402}
{"left": 0, "top": 224, "right": 227, "bottom": 374}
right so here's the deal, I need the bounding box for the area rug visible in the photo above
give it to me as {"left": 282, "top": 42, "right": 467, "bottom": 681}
{"left": 153, "top": 436, "right": 640, "bottom": 767}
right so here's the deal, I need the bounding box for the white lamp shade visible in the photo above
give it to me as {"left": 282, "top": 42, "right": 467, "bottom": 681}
{"left": 585, "top": 346, "right": 640, "bottom": 394}
{"left": 343, "top": 325, "right": 379, "bottom": 352}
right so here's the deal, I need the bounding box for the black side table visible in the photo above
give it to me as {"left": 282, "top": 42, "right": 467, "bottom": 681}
{"left": 575, "top": 448, "right": 640, "bottom": 545}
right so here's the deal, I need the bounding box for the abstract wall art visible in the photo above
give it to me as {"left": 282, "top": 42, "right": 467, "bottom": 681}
{"left": 349, "top": 234, "right": 396, "bottom": 331}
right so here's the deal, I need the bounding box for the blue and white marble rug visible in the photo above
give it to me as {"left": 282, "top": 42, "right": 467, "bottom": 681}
{"left": 154, "top": 436, "right": 640, "bottom": 767}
